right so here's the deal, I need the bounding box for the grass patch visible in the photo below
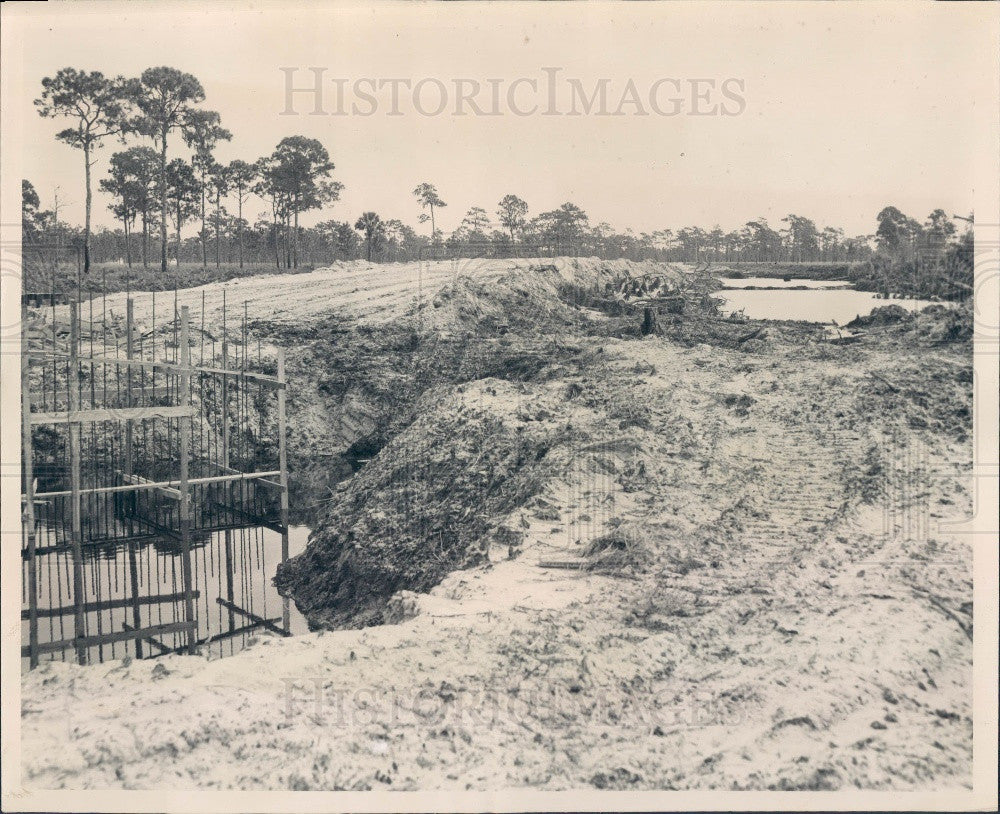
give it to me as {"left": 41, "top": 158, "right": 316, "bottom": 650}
{"left": 585, "top": 523, "right": 655, "bottom": 575}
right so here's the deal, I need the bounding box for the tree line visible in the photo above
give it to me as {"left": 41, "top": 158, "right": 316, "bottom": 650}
{"left": 25, "top": 66, "right": 971, "bottom": 298}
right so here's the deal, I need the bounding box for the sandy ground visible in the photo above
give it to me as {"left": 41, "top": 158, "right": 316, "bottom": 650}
{"left": 67, "top": 257, "right": 679, "bottom": 333}
{"left": 20, "top": 260, "right": 973, "bottom": 790}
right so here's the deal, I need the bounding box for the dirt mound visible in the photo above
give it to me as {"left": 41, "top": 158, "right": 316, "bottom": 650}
{"left": 846, "top": 301, "right": 972, "bottom": 344}
{"left": 584, "top": 523, "right": 656, "bottom": 575}
{"left": 910, "top": 301, "right": 973, "bottom": 343}
{"left": 275, "top": 380, "right": 569, "bottom": 628}
{"left": 260, "top": 259, "right": 681, "bottom": 520}
{"left": 847, "top": 304, "right": 915, "bottom": 328}
{"left": 413, "top": 257, "right": 649, "bottom": 335}
{"left": 858, "top": 356, "right": 972, "bottom": 441}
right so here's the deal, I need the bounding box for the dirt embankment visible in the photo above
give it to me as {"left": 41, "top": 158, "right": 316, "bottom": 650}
{"left": 272, "top": 259, "right": 716, "bottom": 624}
{"left": 250, "top": 258, "right": 687, "bottom": 518}
{"left": 20, "top": 259, "right": 974, "bottom": 791}
{"left": 273, "top": 261, "right": 972, "bottom": 641}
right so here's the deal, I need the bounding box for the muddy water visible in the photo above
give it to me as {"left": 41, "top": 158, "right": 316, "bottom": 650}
{"left": 22, "top": 524, "right": 312, "bottom": 669}
{"left": 715, "top": 277, "right": 939, "bottom": 324}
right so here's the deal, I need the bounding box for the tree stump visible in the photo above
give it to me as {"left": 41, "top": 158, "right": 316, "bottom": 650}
{"left": 641, "top": 307, "right": 658, "bottom": 335}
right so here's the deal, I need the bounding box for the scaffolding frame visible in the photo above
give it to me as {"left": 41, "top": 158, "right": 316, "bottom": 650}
{"left": 20, "top": 292, "right": 291, "bottom": 668}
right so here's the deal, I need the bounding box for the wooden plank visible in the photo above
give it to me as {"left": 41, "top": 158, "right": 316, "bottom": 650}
{"left": 223, "top": 529, "right": 236, "bottom": 631}
{"left": 121, "top": 622, "right": 171, "bottom": 654}
{"left": 22, "top": 304, "right": 40, "bottom": 668}
{"left": 202, "top": 618, "right": 282, "bottom": 646}
{"left": 192, "top": 363, "right": 285, "bottom": 387}
{"left": 27, "top": 353, "right": 284, "bottom": 387}
{"left": 127, "top": 542, "right": 144, "bottom": 658}
{"left": 22, "top": 640, "right": 78, "bottom": 657}
{"left": 23, "top": 533, "right": 162, "bottom": 558}
{"left": 178, "top": 306, "right": 196, "bottom": 656}
{"left": 221, "top": 334, "right": 237, "bottom": 634}
{"left": 89, "top": 620, "right": 197, "bottom": 649}
{"left": 68, "top": 303, "right": 87, "bottom": 666}
{"left": 208, "top": 499, "right": 286, "bottom": 535}
{"left": 217, "top": 597, "right": 290, "bottom": 638}
{"left": 537, "top": 558, "right": 589, "bottom": 569}
{"left": 125, "top": 300, "right": 143, "bottom": 658}
{"left": 155, "top": 617, "right": 284, "bottom": 656}
{"left": 29, "top": 405, "right": 196, "bottom": 425}
{"left": 21, "top": 621, "right": 196, "bottom": 657}
{"left": 177, "top": 470, "right": 282, "bottom": 486}
{"left": 129, "top": 513, "right": 182, "bottom": 542}
{"left": 21, "top": 590, "right": 201, "bottom": 620}
{"left": 30, "top": 469, "right": 281, "bottom": 500}
{"left": 277, "top": 347, "right": 291, "bottom": 635}
{"left": 118, "top": 471, "right": 182, "bottom": 501}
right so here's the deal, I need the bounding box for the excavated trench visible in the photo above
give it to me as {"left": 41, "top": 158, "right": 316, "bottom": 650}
{"left": 268, "top": 259, "right": 973, "bottom": 635}
{"left": 268, "top": 260, "right": 721, "bottom": 629}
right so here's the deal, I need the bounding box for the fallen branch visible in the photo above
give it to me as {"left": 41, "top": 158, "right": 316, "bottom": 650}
{"left": 735, "top": 326, "right": 766, "bottom": 345}
{"left": 912, "top": 587, "right": 972, "bottom": 640}
{"left": 869, "top": 373, "right": 900, "bottom": 393}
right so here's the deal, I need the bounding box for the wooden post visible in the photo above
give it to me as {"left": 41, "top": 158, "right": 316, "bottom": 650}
{"left": 68, "top": 302, "right": 87, "bottom": 665}
{"left": 124, "top": 300, "right": 135, "bottom": 486}
{"left": 178, "top": 306, "right": 196, "bottom": 654}
{"left": 221, "top": 337, "right": 235, "bottom": 632}
{"left": 125, "top": 299, "right": 143, "bottom": 657}
{"left": 641, "top": 307, "right": 658, "bottom": 336}
{"left": 277, "top": 348, "right": 291, "bottom": 634}
{"left": 21, "top": 305, "right": 40, "bottom": 668}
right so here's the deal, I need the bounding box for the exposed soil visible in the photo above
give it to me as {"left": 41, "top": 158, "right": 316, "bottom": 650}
{"left": 20, "top": 258, "right": 973, "bottom": 791}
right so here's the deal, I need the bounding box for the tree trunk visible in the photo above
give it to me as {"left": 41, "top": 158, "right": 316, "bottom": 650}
{"left": 176, "top": 203, "right": 183, "bottom": 268}
{"left": 200, "top": 176, "right": 207, "bottom": 269}
{"left": 272, "top": 211, "right": 280, "bottom": 269}
{"left": 142, "top": 213, "right": 149, "bottom": 269}
{"left": 123, "top": 214, "right": 131, "bottom": 268}
{"left": 238, "top": 192, "right": 244, "bottom": 269}
{"left": 215, "top": 188, "right": 221, "bottom": 268}
{"left": 285, "top": 213, "right": 292, "bottom": 268}
{"left": 292, "top": 203, "right": 299, "bottom": 269}
{"left": 429, "top": 203, "right": 435, "bottom": 241}
{"left": 82, "top": 144, "right": 93, "bottom": 274}
{"left": 159, "top": 132, "right": 168, "bottom": 275}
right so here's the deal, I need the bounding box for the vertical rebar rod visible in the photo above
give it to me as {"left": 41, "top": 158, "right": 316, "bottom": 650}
{"left": 221, "top": 329, "right": 236, "bottom": 633}
{"left": 68, "top": 303, "right": 87, "bottom": 665}
{"left": 178, "top": 306, "right": 196, "bottom": 654}
{"left": 277, "top": 347, "right": 290, "bottom": 635}
{"left": 125, "top": 299, "right": 143, "bottom": 658}
{"left": 22, "top": 305, "right": 40, "bottom": 668}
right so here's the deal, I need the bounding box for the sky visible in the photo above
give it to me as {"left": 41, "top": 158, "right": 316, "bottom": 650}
{"left": 7, "top": 1, "right": 997, "bottom": 239}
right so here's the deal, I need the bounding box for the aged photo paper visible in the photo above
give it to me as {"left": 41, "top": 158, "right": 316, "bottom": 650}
{"left": 1, "top": 1, "right": 998, "bottom": 811}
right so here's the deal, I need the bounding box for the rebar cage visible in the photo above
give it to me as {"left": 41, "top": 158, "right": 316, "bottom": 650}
{"left": 21, "top": 288, "right": 292, "bottom": 668}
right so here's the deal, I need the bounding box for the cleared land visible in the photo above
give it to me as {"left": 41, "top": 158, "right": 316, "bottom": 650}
{"left": 21, "top": 258, "right": 972, "bottom": 790}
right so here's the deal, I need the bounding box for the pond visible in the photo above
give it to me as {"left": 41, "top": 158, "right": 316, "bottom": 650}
{"left": 718, "top": 276, "right": 852, "bottom": 290}
{"left": 715, "top": 277, "right": 940, "bottom": 324}
{"left": 22, "top": 524, "right": 312, "bottom": 668}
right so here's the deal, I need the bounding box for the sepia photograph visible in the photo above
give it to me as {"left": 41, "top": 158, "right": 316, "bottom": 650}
{"left": 1, "top": 2, "right": 997, "bottom": 811}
